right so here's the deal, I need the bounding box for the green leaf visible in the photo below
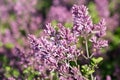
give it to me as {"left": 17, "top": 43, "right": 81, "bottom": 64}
{"left": 70, "top": 61, "right": 77, "bottom": 67}
{"left": 52, "top": 72, "right": 59, "bottom": 80}
{"left": 81, "top": 65, "right": 89, "bottom": 73}
{"left": 34, "top": 71, "right": 40, "bottom": 75}
{"left": 19, "top": 29, "right": 27, "bottom": 36}
{"left": 87, "top": 70, "right": 95, "bottom": 75}
{"left": 4, "top": 72, "right": 11, "bottom": 78}
{"left": 51, "top": 20, "right": 58, "bottom": 26}
{"left": 5, "top": 66, "right": 11, "bottom": 71}
{"left": 3, "top": 56, "right": 8, "bottom": 66}
{"left": 23, "top": 69, "right": 29, "bottom": 74}
{"left": 64, "top": 22, "right": 73, "bottom": 28}
{"left": 91, "top": 57, "right": 103, "bottom": 64}
{"left": 12, "top": 69, "right": 20, "bottom": 78}
{"left": 4, "top": 43, "right": 14, "bottom": 49}
{"left": 27, "top": 74, "right": 34, "bottom": 80}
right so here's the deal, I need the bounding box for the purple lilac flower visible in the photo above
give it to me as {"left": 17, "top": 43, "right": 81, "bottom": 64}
{"left": 14, "top": 0, "right": 37, "bottom": 15}
{"left": 19, "top": 23, "right": 81, "bottom": 79}
{"left": 72, "top": 5, "right": 93, "bottom": 37}
{"left": 93, "top": 19, "right": 106, "bottom": 37}
{"left": 72, "top": 5, "right": 108, "bottom": 55}
{"left": 0, "top": 0, "right": 42, "bottom": 41}
{"left": 105, "top": 14, "right": 119, "bottom": 30}
{"left": 90, "top": 20, "right": 108, "bottom": 54}
{"left": 106, "top": 75, "right": 111, "bottom": 80}
{"left": 17, "top": 4, "right": 108, "bottom": 79}
{"left": 95, "top": 0, "right": 119, "bottom": 30}
{"left": 95, "top": 0, "right": 109, "bottom": 18}
{"left": 0, "top": 0, "right": 13, "bottom": 22}
{"left": 8, "top": 0, "right": 42, "bottom": 38}
{"left": 0, "top": 1, "right": 43, "bottom": 78}
{"left": 52, "top": 0, "right": 86, "bottom": 7}
{"left": 12, "top": 0, "right": 42, "bottom": 33}
{"left": 8, "top": 77, "right": 16, "bottom": 80}
{"left": 46, "top": 5, "right": 72, "bottom": 23}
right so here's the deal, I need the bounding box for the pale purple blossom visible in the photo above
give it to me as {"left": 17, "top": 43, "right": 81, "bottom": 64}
{"left": 95, "top": 0, "right": 109, "bottom": 18}
{"left": 72, "top": 5, "right": 108, "bottom": 55}
{"left": 92, "top": 19, "right": 106, "bottom": 37}
{"left": 72, "top": 5, "right": 93, "bottom": 36}
{"left": 14, "top": 0, "right": 37, "bottom": 15}
{"left": 106, "top": 75, "right": 111, "bottom": 80}
{"left": 8, "top": 77, "right": 16, "bottom": 80}
{"left": 90, "top": 36, "right": 108, "bottom": 49}
{"left": 46, "top": 6, "right": 72, "bottom": 23}
{"left": 20, "top": 22, "right": 81, "bottom": 79}
{"left": 95, "top": 0, "right": 119, "bottom": 30}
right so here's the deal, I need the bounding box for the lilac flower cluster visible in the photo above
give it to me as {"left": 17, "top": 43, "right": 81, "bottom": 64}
{"left": 11, "top": 0, "right": 42, "bottom": 37}
{"left": 0, "top": 0, "right": 42, "bottom": 77}
{"left": 95, "top": 0, "right": 119, "bottom": 30}
{"left": 0, "top": 0, "right": 42, "bottom": 57}
{"left": 0, "top": 1, "right": 83, "bottom": 77}
{"left": 46, "top": 0, "right": 86, "bottom": 24}
{"left": 72, "top": 5, "right": 108, "bottom": 55}
{"left": 23, "top": 23, "right": 82, "bottom": 79}
{"left": 46, "top": 6, "right": 71, "bottom": 23}
{"left": 95, "top": 0, "right": 109, "bottom": 18}
{"left": 0, "top": 0, "right": 13, "bottom": 22}
{"left": 72, "top": 5, "right": 93, "bottom": 36}
{"left": 0, "top": 0, "right": 86, "bottom": 51}
{"left": 17, "top": 5, "right": 108, "bottom": 79}
{"left": 53, "top": 0, "right": 86, "bottom": 6}
{"left": 0, "top": 0, "right": 42, "bottom": 42}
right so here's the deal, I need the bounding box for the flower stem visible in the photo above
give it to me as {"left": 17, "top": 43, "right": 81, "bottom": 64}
{"left": 91, "top": 74, "right": 94, "bottom": 80}
{"left": 85, "top": 37, "right": 90, "bottom": 58}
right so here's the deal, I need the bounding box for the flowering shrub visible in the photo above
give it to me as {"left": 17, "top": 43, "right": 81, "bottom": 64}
{"left": 1, "top": 0, "right": 120, "bottom": 79}
{"left": 17, "top": 5, "right": 108, "bottom": 80}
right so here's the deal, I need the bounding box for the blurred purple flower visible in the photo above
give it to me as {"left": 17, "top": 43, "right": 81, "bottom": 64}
{"left": 46, "top": 5, "right": 72, "bottom": 23}
{"left": 106, "top": 75, "right": 111, "bottom": 80}
{"left": 95, "top": 0, "right": 109, "bottom": 18}
{"left": 95, "top": 0, "right": 119, "bottom": 30}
